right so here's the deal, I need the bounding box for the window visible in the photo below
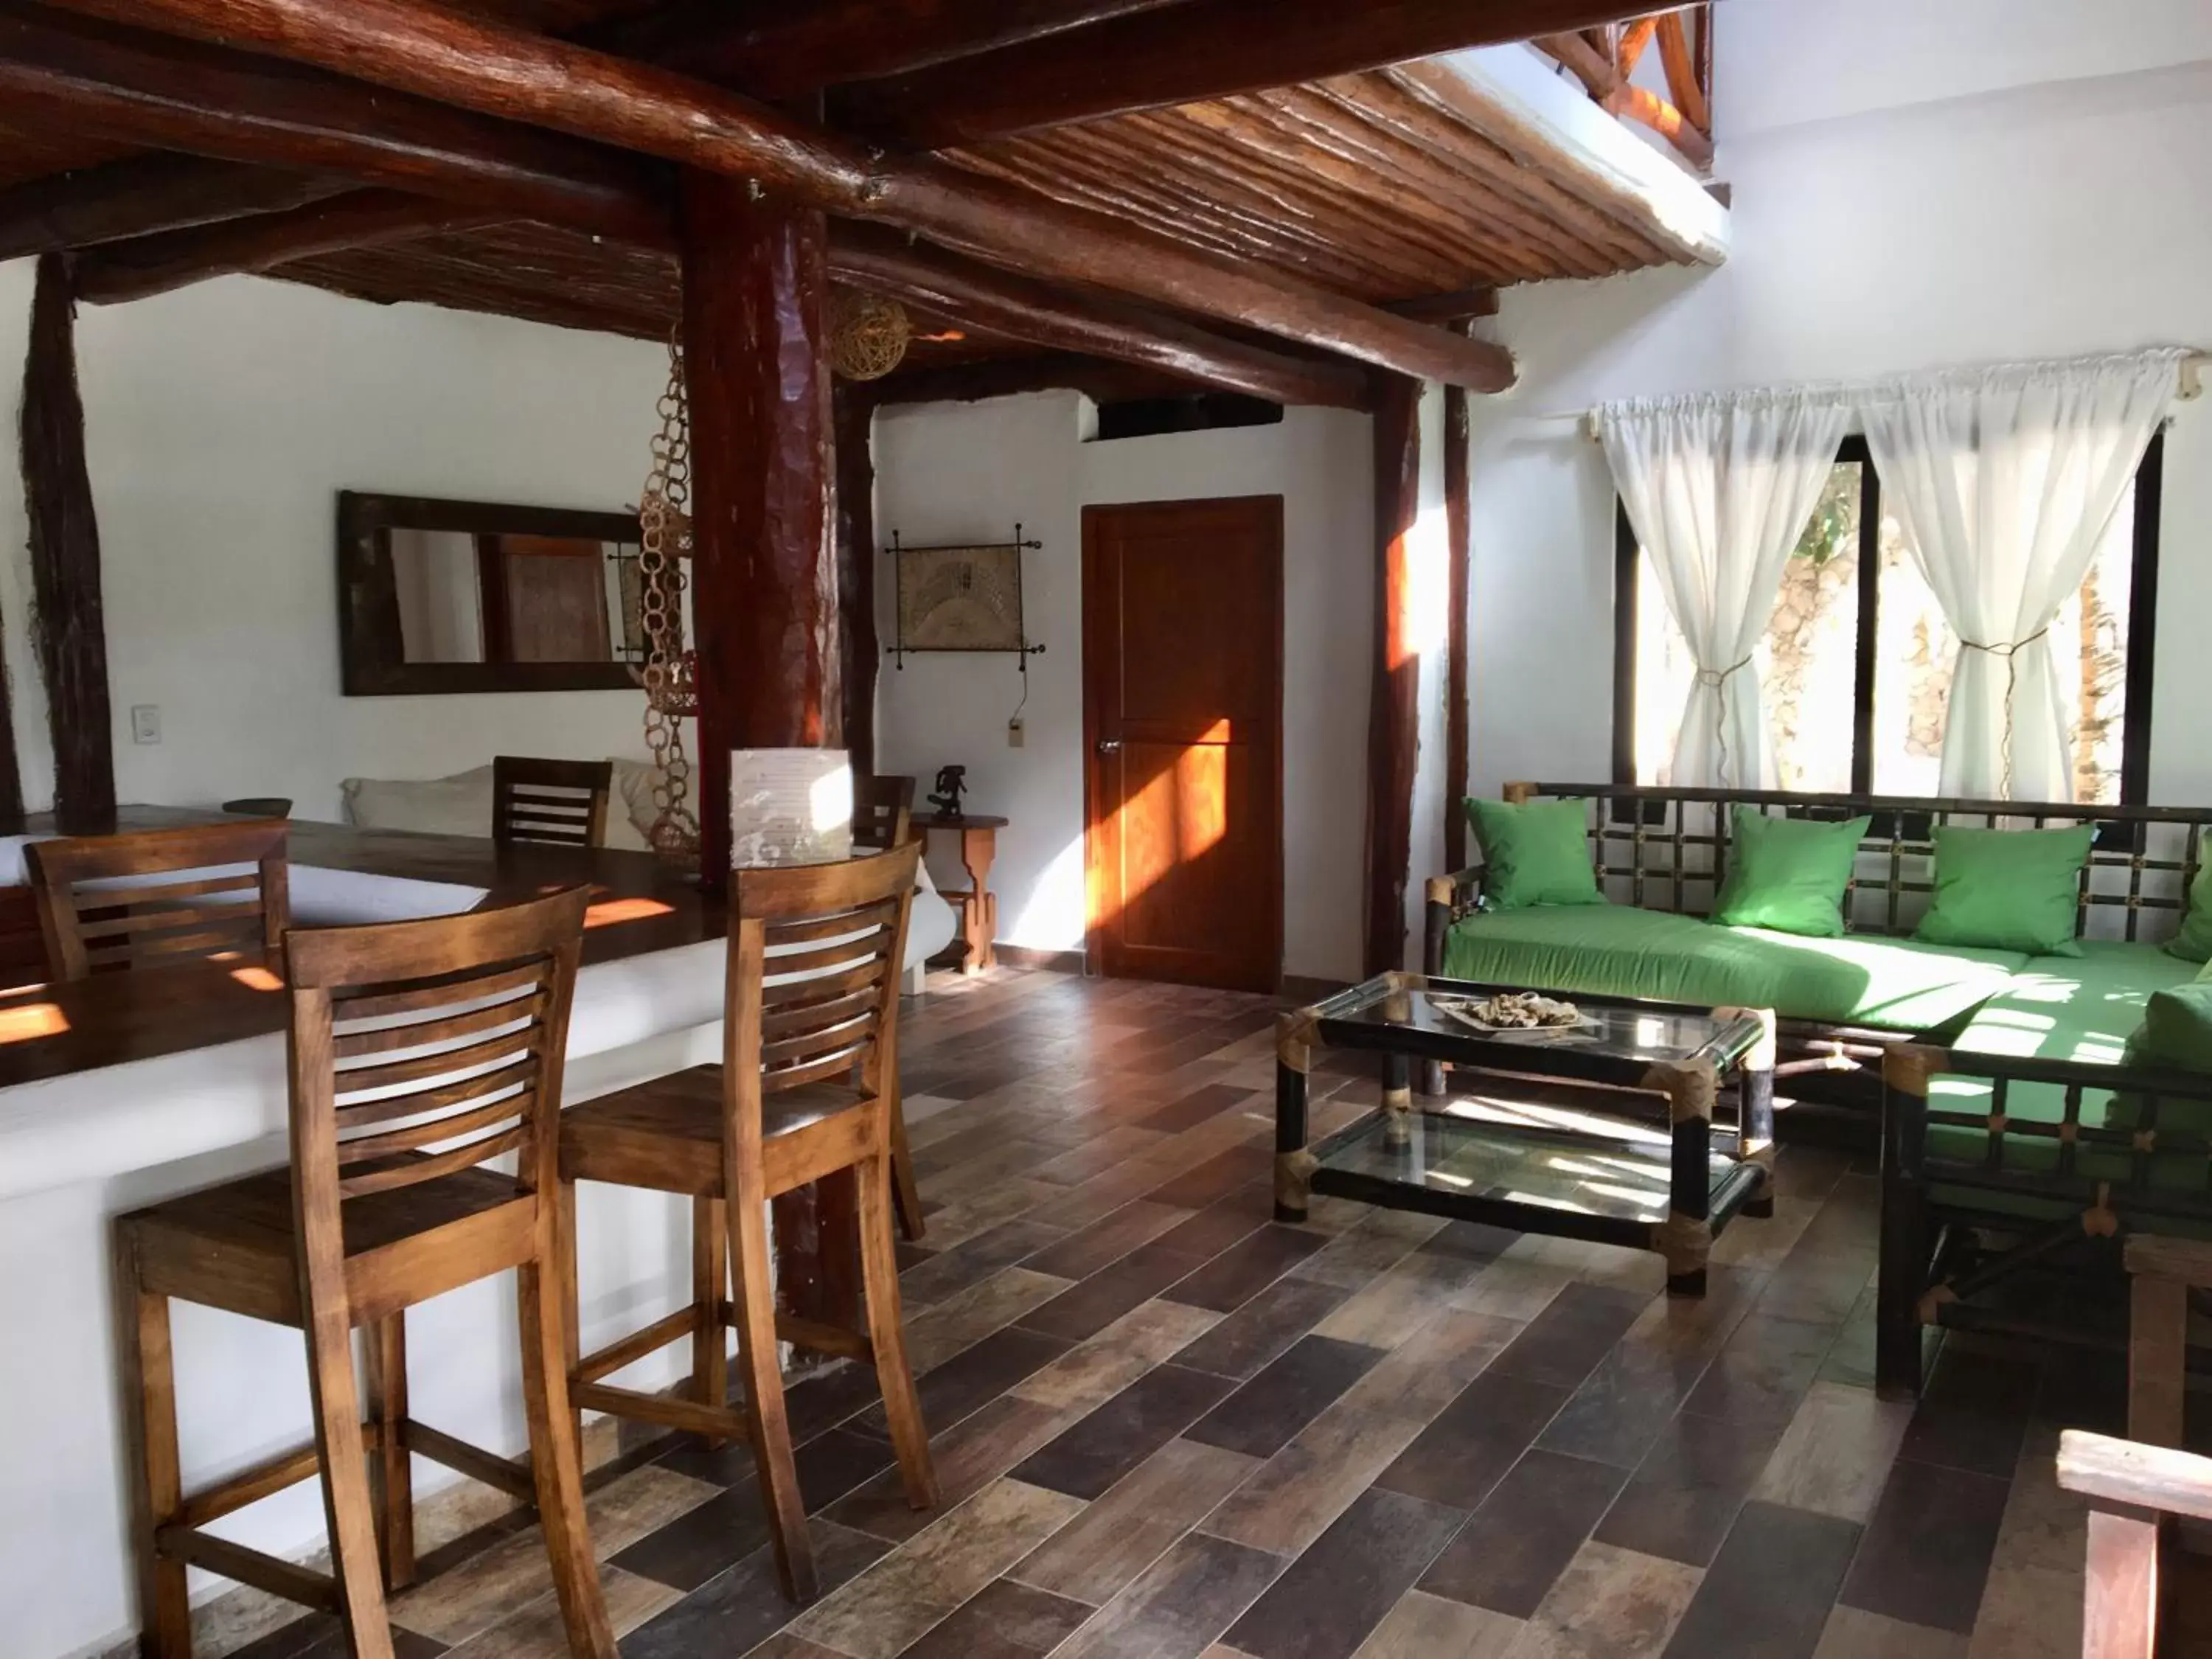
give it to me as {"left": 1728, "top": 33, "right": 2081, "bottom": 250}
{"left": 1613, "top": 432, "right": 2163, "bottom": 804}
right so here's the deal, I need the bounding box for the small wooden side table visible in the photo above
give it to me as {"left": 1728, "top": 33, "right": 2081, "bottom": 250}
{"left": 919, "top": 812, "right": 1007, "bottom": 974}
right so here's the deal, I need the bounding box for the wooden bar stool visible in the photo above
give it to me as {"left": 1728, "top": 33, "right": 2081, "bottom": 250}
{"left": 558, "top": 841, "right": 939, "bottom": 1601}
{"left": 114, "top": 886, "right": 614, "bottom": 1659}
{"left": 25, "top": 818, "right": 289, "bottom": 981}
{"left": 493, "top": 757, "right": 615, "bottom": 849}
{"left": 851, "top": 773, "right": 925, "bottom": 1240}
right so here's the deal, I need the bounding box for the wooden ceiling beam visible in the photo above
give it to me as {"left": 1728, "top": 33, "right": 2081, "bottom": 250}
{"left": 590, "top": 0, "right": 1194, "bottom": 99}
{"left": 868, "top": 350, "right": 1191, "bottom": 409}
{"left": 0, "top": 3, "right": 670, "bottom": 244}
{"left": 0, "top": 150, "right": 348, "bottom": 261}
{"left": 70, "top": 188, "right": 502, "bottom": 301}
{"left": 828, "top": 0, "right": 1674, "bottom": 150}
{"left": 828, "top": 223, "right": 1374, "bottom": 409}
{"left": 40, "top": 0, "right": 1517, "bottom": 389}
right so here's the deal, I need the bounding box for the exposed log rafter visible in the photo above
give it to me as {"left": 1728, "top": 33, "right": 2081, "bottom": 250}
{"left": 0, "top": 150, "right": 346, "bottom": 262}
{"left": 36, "top": 0, "right": 1514, "bottom": 389}
{"left": 1363, "top": 372, "right": 1421, "bottom": 979}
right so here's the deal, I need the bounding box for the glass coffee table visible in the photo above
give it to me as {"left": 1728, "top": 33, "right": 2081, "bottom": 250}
{"left": 1275, "top": 972, "right": 1777, "bottom": 1296}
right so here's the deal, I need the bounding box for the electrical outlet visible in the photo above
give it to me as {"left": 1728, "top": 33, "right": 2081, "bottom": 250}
{"left": 1007, "top": 717, "right": 1025, "bottom": 748}
{"left": 131, "top": 704, "right": 161, "bottom": 745}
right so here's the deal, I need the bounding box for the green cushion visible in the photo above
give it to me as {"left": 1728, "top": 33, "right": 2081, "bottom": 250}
{"left": 2137, "top": 981, "right": 2212, "bottom": 1072}
{"left": 1914, "top": 824, "right": 2093, "bottom": 957}
{"left": 1466, "top": 797, "right": 1602, "bottom": 910}
{"left": 2166, "top": 860, "right": 2212, "bottom": 964}
{"left": 1439, "top": 905, "right": 2025, "bottom": 1031}
{"left": 1713, "top": 807, "right": 1871, "bottom": 938}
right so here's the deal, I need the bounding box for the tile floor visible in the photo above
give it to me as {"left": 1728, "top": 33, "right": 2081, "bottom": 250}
{"left": 227, "top": 967, "right": 2125, "bottom": 1659}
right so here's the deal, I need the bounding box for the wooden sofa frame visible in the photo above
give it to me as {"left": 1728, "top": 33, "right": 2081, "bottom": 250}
{"left": 1424, "top": 781, "right": 2212, "bottom": 1394}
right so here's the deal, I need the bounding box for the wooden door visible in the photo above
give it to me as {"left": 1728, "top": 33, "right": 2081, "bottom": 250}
{"left": 1084, "top": 496, "right": 1282, "bottom": 992}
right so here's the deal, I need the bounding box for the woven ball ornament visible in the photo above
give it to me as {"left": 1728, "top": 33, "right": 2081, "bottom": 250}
{"left": 829, "top": 290, "right": 911, "bottom": 380}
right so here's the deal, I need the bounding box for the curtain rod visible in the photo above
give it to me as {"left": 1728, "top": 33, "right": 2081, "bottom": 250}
{"left": 1541, "top": 349, "right": 2208, "bottom": 439}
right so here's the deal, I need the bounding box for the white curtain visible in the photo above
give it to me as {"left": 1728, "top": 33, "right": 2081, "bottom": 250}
{"left": 1598, "top": 389, "right": 1852, "bottom": 789}
{"left": 1861, "top": 349, "right": 2180, "bottom": 801}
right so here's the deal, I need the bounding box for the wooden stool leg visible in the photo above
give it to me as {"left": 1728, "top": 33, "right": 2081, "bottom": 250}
{"left": 557, "top": 1179, "right": 585, "bottom": 1470}
{"left": 362, "top": 1315, "right": 416, "bottom": 1590}
{"left": 858, "top": 1153, "right": 939, "bottom": 1511}
{"left": 518, "top": 1256, "right": 617, "bottom": 1658}
{"left": 692, "top": 1196, "right": 730, "bottom": 1444}
{"left": 2130, "top": 1273, "right": 2188, "bottom": 1447}
{"left": 888, "top": 1088, "right": 926, "bottom": 1243}
{"left": 117, "top": 1261, "right": 191, "bottom": 1658}
{"left": 728, "top": 1191, "right": 818, "bottom": 1602}
{"left": 300, "top": 1314, "right": 397, "bottom": 1659}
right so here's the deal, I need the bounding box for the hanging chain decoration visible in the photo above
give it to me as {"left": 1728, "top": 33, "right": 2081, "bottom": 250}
{"left": 633, "top": 328, "right": 700, "bottom": 866}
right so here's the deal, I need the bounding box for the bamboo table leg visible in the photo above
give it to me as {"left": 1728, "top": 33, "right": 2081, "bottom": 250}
{"left": 1275, "top": 1009, "right": 1315, "bottom": 1222}
{"left": 1651, "top": 1056, "right": 1717, "bottom": 1298}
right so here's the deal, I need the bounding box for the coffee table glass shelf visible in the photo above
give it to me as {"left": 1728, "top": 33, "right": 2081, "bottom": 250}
{"left": 1274, "top": 973, "right": 1777, "bottom": 1295}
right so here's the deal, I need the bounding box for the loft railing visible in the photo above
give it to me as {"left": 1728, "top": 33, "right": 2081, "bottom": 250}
{"left": 1534, "top": 5, "right": 1714, "bottom": 173}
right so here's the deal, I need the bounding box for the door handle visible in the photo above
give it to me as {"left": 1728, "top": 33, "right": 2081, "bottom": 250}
{"left": 1096, "top": 739, "right": 1122, "bottom": 756}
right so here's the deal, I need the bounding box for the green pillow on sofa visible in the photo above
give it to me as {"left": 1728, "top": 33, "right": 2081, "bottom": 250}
{"left": 1466, "top": 797, "right": 1603, "bottom": 910}
{"left": 1713, "top": 807, "right": 1870, "bottom": 938}
{"left": 2166, "top": 860, "right": 2212, "bottom": 964}
{"left": 1914, "top": 824, "right": 2091, "bottom": 957}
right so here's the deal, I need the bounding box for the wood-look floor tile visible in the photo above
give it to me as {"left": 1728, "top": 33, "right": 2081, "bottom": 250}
{"left": 1012, "top": 1363, "right": 1237, "bottom": 1500}
{"left": 1186, "top": 1335, "right": 1386, "bottom": 1461}
{"left": 1450, "top": 1258, "right": 1572, "bottom": 1323}
{"left": 1809, "top": 1607, "right": 1968, "bottom": 1659}
{"left": 621, "top": 1520, "right": 888, "bottom": 1659}
{"left": 1487, "top": 1281, "right": 1652, "bottom": 1391}
{"left": 1290, "top": 1208, "right": 1447, "bottom": 1290}
{"left": 1837, "top": 1457, "right": 2011, "bottom": 1635}
{"left": 1147, "top": 1144, "right": 1270, "bottom": 1209}
{"left": 1756, "top": 1245, "right": 1876, "bottom": 1329}
{"left": 826, "top": 1393, "right": 1077, "bottom": 1545}
{"left": 1986, "top": 1423, "right": 2087, "bottom": 1576}
{"left": 1023, "top": 1200, "right": 1192, "bottom": 1281}
{"left": 1225, "top": 1486, "right": 1467, "bottom": 1659}
{"left": 1963, "top": 1562, "right": 2080, "bottom": 1659}
{"left": 739, "top": 1635, "right": 853, "bottom": 1659}
{"left": 1497, "top": 1233, "right": 1669, "bottom": 1297}
{"left": 1011, "top": 1298, "right": 1223, "bottom": 1413}
{"left": 389, "top": 1464, "right": 719, "bottom": 1645}
{"left": 1311, "top": 1249, "right": 1486, "bottom": 1349}
{"left": 1138, "top": 1082, "right": 1262, "bottom": 1135}
{"left": 1749, "top": 1381, "right": 1913, "bottom": 1523}
{"left": 1658, "top": 1500, "right": 1860, "bottom": 1659}
{"left": 1706, "top": 1194, "right": 1820, "bottom": 1271}
{"left": 1166, "top": 1224, "right": 1332, "bottom": 1313}
{"left": 1052, "top": 1531, "right": 1287, "bottom": 1659}
{"left": 1029, "top": 1124, "right": 1172, "bottom": 1186}
{"left": 223, "top": 1616, "right": 448, "bottom": 1659}
{"left": 787, "top": 1478, "right": 1085, "bottom": 1659}
{"left": 1351, "top": 1589, "right": 1523, "bottom": 1657}
{"left": 904, "top": 1266, "right": 1077, "bottom": 1374}
{"left": 1013, "top": 1437, "right": 1259, "bottom": 1606}
{"left": 1593, "top": 1405, "right": 1790, "bottom": 1569}
{"left": 1372, "top": 1370, "right": 1571, "bottom": 1511}
{"left": 1677, "top": 1314, "right": 1836, "bottom": 1432}
{"left": 1018, "top": 1242, "right": 1211, "bottom": 1342}
{"left": 440, "top": 1565, "right": 676, "bottom": 1658}
{"left": 1894, "top": 1340, "right": 2039, "bottom": 1480}
{"left": 851, "top": 1323, "right": 1072, "bottom": 1442}
{"left": 1418, "top": 1448, "right": 1626, "bottom": 1618}
{"left": 900, "top": 1218, "right": 1070, "bottom": 1307}
{"left": 1507, "top": 1540, "right": 1703, "bottom": 1659}
{"left": 1174, "top": 1277, "right": 1355, "bottom": 1381}
{"left": 897, "top": 1576, "right": 1095, "bottom": 1659}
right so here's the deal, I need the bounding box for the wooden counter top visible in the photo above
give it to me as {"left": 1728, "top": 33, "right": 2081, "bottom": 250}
{"left": 0, "top": 810, "right": 719, "bottom": 1091}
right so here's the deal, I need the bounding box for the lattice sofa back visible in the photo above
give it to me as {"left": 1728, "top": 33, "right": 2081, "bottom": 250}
{"left": 1491, "top": 782, "right": 2212, "bottom": 948}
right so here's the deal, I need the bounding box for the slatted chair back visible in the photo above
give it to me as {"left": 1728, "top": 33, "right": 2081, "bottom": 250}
{"left": 284, "top": 886, "right": 590, "bottom": 1208}
{"left": 24, "top": 818, "right": 291, "bottom": 981}
{"left": 725, "top": 841, "right": 920, "bottom": 1150}
{"left": 853, "top": 774, "right": 916, "bottom": 852}
{"left": 493, "top": 757, "right": 613, "bottom": 849}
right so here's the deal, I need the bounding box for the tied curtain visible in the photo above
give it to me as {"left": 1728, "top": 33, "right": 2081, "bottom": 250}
{"left": 1860, "top": 350, "right": 2182, "bottom": 801}
{"left": 1598, "top": 389, "right": 1852, "bottom": 790}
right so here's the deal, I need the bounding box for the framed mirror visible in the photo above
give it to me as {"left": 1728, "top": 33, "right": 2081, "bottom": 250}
{"left": 337, "top": 490, "right": 648, "bottom": 695}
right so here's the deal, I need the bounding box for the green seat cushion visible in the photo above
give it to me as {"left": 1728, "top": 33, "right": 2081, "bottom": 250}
{"left": 1914, "top": 824, "right": 2093, "bottom": 957}
{"left": 1440, "top": 905, "right": 2026, "bottom": 1032}
{"left": 1713, "top": 807, "right": 1871, "bottom": 938}
{"left": 1932, "top": 942, "right": 2212, "bottom": 1200}
{"left": 2166, "top": 860, "right": 2212, "bottom": 964}
{"left": 1465, "top": 797, "right": 1603, "bottom": 910}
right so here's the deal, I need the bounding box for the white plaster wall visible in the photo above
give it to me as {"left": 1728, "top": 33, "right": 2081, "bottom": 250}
{"left": 872, "top": 392, "right": 1377, "bottom": 981}
{"left": 1466, "top": 44, "right": 2212, "bottom": 807}
{"left": 0, "top": 267, "right": 669, "bottom": 819}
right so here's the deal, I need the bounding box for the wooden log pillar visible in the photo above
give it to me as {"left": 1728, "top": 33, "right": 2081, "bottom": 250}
{"left": 1363, "top": 373, "right": 1422, "bottom": 978}
{"left": 1442, "top": 375, "right": 1470, "bottom": 872}
{"left": 832, "top": 385, "right": 877, "bottom": 776}
{"left": 18, "top": 253, "right": 106, "bottom": 829}
{"left": 678, "top": 171, "right": 855, "bottom": 1324}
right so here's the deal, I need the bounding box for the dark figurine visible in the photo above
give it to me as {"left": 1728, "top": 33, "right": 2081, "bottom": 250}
{"left": 928, "top": 764, "right": 968, "bottom": 820}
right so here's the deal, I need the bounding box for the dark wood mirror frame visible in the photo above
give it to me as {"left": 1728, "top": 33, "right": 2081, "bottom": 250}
{"left": 337, "top": 490, "right": 646, "bottom": 696}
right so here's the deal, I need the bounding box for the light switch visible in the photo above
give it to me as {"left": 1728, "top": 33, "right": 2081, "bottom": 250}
{"left": 1008, "top": 717, "right": 1025, "bottom": 748}
{"left": 131, "top": 705, "right": 161, "bottom": 745}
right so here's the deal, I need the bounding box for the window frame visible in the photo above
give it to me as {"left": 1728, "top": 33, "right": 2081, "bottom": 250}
{"left": 1610, "top": 429, "right": 2165, "bottom": 805}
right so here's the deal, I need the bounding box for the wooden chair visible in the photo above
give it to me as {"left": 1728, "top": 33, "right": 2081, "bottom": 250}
{"left": 558, "top": 841, "right": 939, "bottom": 1601}
{"left": 493, "top": 756, "right": 614, "bottom": 849}
{"left": 853, "top": 773, "right": 915, "bottom": 852}
{"left": 24, "top": 818, "right": 289, "bottom": 981}
{"left": 114, "top": 886, "right": 613, "bottom": 1659}
{"left": 2056, "top": 1233, "right": 2212, "bottom": 1656}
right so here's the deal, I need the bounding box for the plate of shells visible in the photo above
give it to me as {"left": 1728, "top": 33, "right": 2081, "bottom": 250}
{"left": 1430, "top": 990, "right": 1591, "bottom": 1037}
